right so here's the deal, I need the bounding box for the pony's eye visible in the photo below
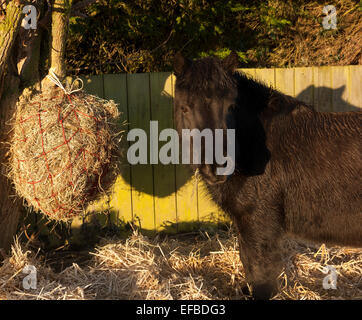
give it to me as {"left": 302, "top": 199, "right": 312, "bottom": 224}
{"left": 181, "top": 106, "right": 188, "bottom": 114}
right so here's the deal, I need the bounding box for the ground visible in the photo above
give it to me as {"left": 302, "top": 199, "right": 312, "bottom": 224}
{"left": 0, "top": 228, "right": 361, "bottom": 300}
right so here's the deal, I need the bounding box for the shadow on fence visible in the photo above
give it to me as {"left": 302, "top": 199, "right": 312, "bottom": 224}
{"left": 296, "top": 85, "right": 360, "bottom": 112}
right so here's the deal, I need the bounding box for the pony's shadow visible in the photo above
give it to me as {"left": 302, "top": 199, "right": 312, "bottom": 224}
{"left": 296, "top": 85, "right": 360, "bottom": 112}
{"left": 118, "top": 74, "right": 192, "bottom": 198}
{"left": 118, "top": 151, "right": 192, "bottom": 198}
{"left": 119, "top": 84, "right": 361, "bottom": 197}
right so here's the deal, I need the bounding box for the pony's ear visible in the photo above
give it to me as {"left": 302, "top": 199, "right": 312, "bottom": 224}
{"left": 222, "top": 51, "right": 239, "bottom": 72}
{"left": 336, "top": 85, "right": 345, "bottom": 94}
{"left": 173, "top": 52, "right": 191, "bottom": 76}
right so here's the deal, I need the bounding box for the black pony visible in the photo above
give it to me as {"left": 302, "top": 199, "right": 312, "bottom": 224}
{"left": 173, "top": 52, "right": 362, "bottom": 299}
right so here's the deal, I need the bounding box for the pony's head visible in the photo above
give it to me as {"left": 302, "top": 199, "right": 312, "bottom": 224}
{"left": 173, "top": 52, "right": 270, "bottom": 184}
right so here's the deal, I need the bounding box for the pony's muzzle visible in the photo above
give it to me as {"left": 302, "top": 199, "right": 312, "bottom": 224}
{"left": 200, "top": 164, "right": 228, "bottom": 185}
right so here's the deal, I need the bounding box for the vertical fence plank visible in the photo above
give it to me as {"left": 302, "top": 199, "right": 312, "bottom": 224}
{"left": 275, "top": 68, "right": 294, "bottom": 96}
{"left": 102, "top": 74, "right": 133, "bottom": 225}
{"left": 239, "top": 68, "right": 256, "bottom": 80}
{"left": 294, "top": 67, "right": 314, "bottom": 105}
{"left": 330, "top": 66, "right": 352, "bottom": 112}
{"left": 349, "top": 65, "right": 362, "bottom": 110}
{"left": 150, "top": 72, "right": 178, "bottom": 232}
{"left": 81, "top": 75, "right": 104, "bottom": 98}
{"left": 175, "top": 164, "right": 199, "bottom": 229}
{"left": 255, "top": 68, "right": 275, "bottom": 88}
{"left": 313, "top": 66, "right": 332, "bottom": 112}
{"left": 127, "top": 73, "right": 155, "bottom": 232}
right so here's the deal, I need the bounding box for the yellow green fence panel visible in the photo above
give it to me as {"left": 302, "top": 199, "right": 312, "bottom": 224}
{"left": 80, "top": 66, "right": 361, "bottom": 233}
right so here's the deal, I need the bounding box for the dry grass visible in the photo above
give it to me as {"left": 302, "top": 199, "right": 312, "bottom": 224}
{"left": 266, "top": 0, "right": 362, "bottom": 67}
{"left": 8, "top": 87, "right": 121, "bottom": 221}
{"left": 0, "top": 230, "right": 361, "bottom": 300}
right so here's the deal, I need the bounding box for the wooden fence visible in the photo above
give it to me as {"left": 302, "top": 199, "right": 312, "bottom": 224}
{"left": 79, "top": 66, "right": 361, "bottom": 233}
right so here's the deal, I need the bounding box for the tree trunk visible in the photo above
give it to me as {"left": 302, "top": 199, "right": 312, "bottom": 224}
{"left": 0, "top": 0, "right": 73, "bottom": 255}
{"left": 0, "top": 0, "right": 24, "bottom": 254}
{"left": 0, "top": 0, "right": 23, "bottom": 81}
{"left": 49, "top": 0, "right": 72, "bottom": 80}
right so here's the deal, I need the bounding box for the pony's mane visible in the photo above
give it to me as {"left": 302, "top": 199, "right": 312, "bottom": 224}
{"left": 234, "top": 70, "right": 311, "bottom": 115}
{"left": 176, "top": 56, "right": 309, "bottom": 116}
{"left": 176, "top": 57, "right": 236, "bottom": 93}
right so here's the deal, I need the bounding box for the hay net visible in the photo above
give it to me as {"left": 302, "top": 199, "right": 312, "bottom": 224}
{"left": 8, "top": 86, "right": 120, "bottom": 221}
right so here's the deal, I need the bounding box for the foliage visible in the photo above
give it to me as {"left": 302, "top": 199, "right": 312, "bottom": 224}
{"left": 65, "top": 0, "right": 361, "bottom": 74}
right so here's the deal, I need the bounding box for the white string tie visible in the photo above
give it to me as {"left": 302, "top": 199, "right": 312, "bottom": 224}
{"left": 47, "top": 69, "right": 83, "bottom": 95}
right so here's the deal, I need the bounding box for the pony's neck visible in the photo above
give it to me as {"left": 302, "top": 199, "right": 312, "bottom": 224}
{"left": 234, "top": 72, "right": 303, "bottom": 119}
{"left": 234, "top": 72, "right": 272, "bottom": 115}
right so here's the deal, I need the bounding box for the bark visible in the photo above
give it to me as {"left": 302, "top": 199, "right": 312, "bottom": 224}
{"left": 48, "top": 0, "right": 72, "bottom": 80}
{"left": 0, "top": 74, "right": 22, "bottom": 255}
{"left": 0, "top": 0, "right": 23, "bottom": 93}
{"left": 0, "top": 0, "right": 24, "bottom": 254}
{"left": 0, "top": 0, "right": 45, "bottom": 254}
{"left": 0, "top": 0, "right": 81, "bottom": 255}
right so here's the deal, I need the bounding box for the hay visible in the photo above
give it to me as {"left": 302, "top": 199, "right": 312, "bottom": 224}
{"left": 266, "top": 0, "right": 362, "bottom": 67}
{"left": 0, "top": 230, "right": 361, "bottom": 300}
{"left": 8, "top": 87, "right": 120, "bottom": 221}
